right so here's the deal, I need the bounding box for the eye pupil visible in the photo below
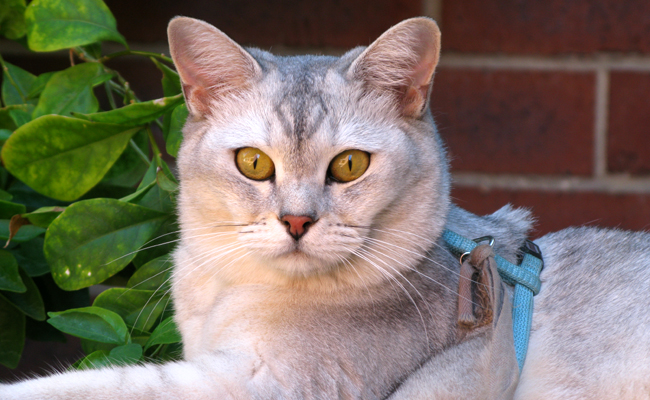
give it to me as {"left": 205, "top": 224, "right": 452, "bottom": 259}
{"left": 253, "top": 154, "right": 259, "bottom": 169}
{"left": 347, "top": 155, "right": 352, "bottom": 171}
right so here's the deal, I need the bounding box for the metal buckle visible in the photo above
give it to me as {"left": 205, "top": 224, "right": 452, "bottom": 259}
{"left": 521, "top": 239, "right": 544, "bottom": 271}
{"left": 459, "top": 236, "right": 495, "bottom": 265}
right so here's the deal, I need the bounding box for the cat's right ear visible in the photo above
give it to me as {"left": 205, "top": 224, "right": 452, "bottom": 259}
{"left": 167, "top": 17, "right": 261, "bottom": 117}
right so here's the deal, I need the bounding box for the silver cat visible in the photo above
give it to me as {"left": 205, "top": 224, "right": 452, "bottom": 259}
{"left": 2, "top": 16, "right": 649, "bottom": 400}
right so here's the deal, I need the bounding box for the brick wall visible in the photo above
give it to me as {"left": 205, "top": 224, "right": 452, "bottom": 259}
{"left": 3, "top": 0, "right": 650, "bottom": 240}
{"left": 437, "top": 0, "right": 650, "bottom": 236}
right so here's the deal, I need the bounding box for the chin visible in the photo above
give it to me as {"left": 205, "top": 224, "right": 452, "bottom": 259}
{"left": 263, "top": 249, "right": 344, "bottom": 279}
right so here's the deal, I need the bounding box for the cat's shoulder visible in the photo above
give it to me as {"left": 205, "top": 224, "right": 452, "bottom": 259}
{"left": 535, "top": 225, "right": 650, "bottom": 277}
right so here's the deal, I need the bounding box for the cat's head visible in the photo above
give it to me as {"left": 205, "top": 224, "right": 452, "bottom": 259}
{"left": 168, "top": 17, "right": 450, "bottom": 289}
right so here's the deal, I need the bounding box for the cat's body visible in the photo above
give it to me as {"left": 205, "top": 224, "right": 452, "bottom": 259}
{"left": 2, "top": 16, "right": 650, "bottom": 400}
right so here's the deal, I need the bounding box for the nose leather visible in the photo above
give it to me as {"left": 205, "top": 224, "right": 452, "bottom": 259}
{"left": 281, "top": 215, "right": 314, "bottom": 240}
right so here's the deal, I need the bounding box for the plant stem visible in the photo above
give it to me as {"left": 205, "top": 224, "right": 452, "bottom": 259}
{"left": 146, "top": 126, "right": 163, "bottom": 166}
{"left": 101, "top": 50, "right": 174, "bottom": 65}
{"left": 72, "top": 47, "right": 97, "bottom": 63}
{"left": 107, "top": 71, "right": 164, "bottom": 129}
{"left": 107, "top": 80, "right": 126, "bottom": 96}
{"left": 104, "top": 81, "right": 118, "bottom": 110}
{"left": 0, "top": 54, "right": 27, "bottom": 104}
{"left": 130, "top": 138, "right": 151, "bottom": 166}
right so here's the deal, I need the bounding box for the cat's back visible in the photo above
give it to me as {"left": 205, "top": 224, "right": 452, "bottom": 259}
{"left": 516, "top": 227, "right": 650, "bottom": 399}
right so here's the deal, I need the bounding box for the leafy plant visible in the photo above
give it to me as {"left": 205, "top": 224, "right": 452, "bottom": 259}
{"left": 0, "top": 0, "right": 184, "bottom": 370}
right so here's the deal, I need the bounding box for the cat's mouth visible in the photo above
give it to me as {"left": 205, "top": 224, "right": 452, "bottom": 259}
{"left": 283, "top": 240, "right": 310, "bottom": 256}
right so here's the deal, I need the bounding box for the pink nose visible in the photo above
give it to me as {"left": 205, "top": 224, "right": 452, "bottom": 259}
{"left": 281, "top": 215, "right": 314, "bottom": 240}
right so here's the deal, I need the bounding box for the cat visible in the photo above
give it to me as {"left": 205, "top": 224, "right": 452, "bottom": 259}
{"left": 2, "top": 16, "right": 650, "bottom": 400}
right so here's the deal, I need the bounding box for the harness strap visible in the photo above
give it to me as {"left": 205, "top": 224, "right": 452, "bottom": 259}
{"left": 511, "top": 252, "right": 542, "bottom": 369}
{"left": 442, "top": 230, "right": 542, "bottom": 294}
{"left": 442, "top": 229, "right": 544, "bottom": 372}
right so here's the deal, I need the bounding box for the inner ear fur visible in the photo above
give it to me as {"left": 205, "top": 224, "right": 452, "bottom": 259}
{"left": 349, "top": 17, "right": 441, "bottom": 118}
{"left": 167, "top": 17, "right": 261, "bottom": 117}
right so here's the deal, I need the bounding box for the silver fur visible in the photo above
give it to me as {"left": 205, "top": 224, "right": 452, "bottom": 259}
{"left": 2, "top": 17, "right": 649, "bottom": 400}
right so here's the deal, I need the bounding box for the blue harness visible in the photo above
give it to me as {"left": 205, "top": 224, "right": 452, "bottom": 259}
{"left": 442, "top": 229, "right": 543, "bottom": 372}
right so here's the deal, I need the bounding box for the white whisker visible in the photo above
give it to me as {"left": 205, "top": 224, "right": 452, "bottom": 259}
{"left": 348, "top": 246, "right": 429, "bottom": 346}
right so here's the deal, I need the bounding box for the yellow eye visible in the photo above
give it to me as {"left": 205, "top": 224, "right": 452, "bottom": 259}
{"left": 329, "top": 150, "right": 370, "bottom": 182}
{"left": 236, "top": 147, "right": 275, "bottom": 181}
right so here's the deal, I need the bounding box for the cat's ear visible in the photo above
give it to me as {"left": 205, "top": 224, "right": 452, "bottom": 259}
{"left": 167, "top": 17, "right": 261, "bottom": 117}
{"left": 349, "top": 18, "right": 441, "bottom": 118}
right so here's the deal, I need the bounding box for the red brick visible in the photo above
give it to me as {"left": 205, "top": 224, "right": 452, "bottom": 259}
{"left": 608, "top": 72, "right": 650, "bottom": 175}
{"left": 452, "top": 186, "right": 650, "bottom": 237}
{"left": 106, "top": 0, "right": 422, "bottom": 47}
{"left": 431, "top": 68, "right": 595, "bottom": 175}
{"left": 442, "top": 0, "right": 650, "bottom": 54}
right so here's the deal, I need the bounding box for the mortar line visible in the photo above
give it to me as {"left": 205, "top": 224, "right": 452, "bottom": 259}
{"left": 451, "top": 172, "right": 650, "bottom": 194}
{"left": 439, "top": 53, "right": 650, "bottom": 72}
{"left": 593, "top": 68, "right": 610, "bottom": 178}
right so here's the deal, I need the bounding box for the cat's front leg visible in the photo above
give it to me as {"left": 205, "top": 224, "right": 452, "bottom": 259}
{"left": 0, "top": 355, "right": 259, "bottom": 400}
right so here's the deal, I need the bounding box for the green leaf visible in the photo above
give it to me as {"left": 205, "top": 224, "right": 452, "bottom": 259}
{"left": 73, "top": 94, "right": 184, "bottom": 126}
{"left": 76, "top": 349, "right": 110, "bottom": 370}
{"left": 6, "top": 180, "right": 68, "bottom": 212}
{"left": 156, "top": 160, "right": 179, "bottom": 193}
{"left": 44, "top": 199, "right": 169, "bottom": 290}
{"left": 134, "top": 183, "right": 175, "bottom": 215}
{"left": 0, "top": 294, "right": 25, "bottom": 368}
{"left": 0, "top": 104, "right": 32, "bottom": 130}
{"left": 11, "top": 237, "right": 50, "bottom": 276}
{"left": 22, "top": 206, "right": 65, "bottom": 228}
{"left": 82, "top": 43, "right": 103, "bottom": 59}
{"left": 0, "top": 199, "right": 26, "bottom": 219}
{"left": 132, "top": 217, "right": 178, "bottom": 267}
{"left": 166, "top": 104, "right": 187, "bottom": 158}
{"left": 1, "top": 268, "right": 45, "bottom": 320}
{"left": 80, "top": 337, "right": 117, "bottom": 355}
{"left": 137, "top": 160, "right": 157, "bottom": 190}
{"left": 47, "top": 306, "right": 129, "bottom": 344}
{"left": 120, "top": 180, "right": 156, "bottom": 204}
{"left": 127, "top": 254, "right": 173, "bottom": 291}
{"left": 0, "top": 0, "right": 27, "bottom": 40}
{"left": 9, "top": 106, "right": 33, "bottom": 127}
{"left": 2, "top": 115, "right": 141, "bottom": 201}
{"left": 100, "top": 131, "right": 149, "bottom": 188}
{"left": 0, "top": 189, "right": 12, "bottom": 201}
{"left": 144, "top": 317, "right": 181, "bottom": 350}
{"left": 26, "top": 71, "right": 56, "bottom": 99}
{"left": 0, "top": 129, "right": 12, "bottom": 146}
{"left": 33, "top": 62, "right": 113, "bottom": 119}
{"left": 108, "top": 343, "right": 142, "bottom": 365}
{"left": 77, "top": 343, "right": 142, "bottom": 369}
{"left": 0, "top": 249, "right": 25, "bottom": 293}
{"left": 94, "top": 288, "right": 169, "bottom": 332}
{"left": 152, "top": 58, "right": 182, "bottom": 98}
{"left": 133, "top": 161, "right": 177, "bottom": 214}
{"left": 1, "top": 61, "right": 37, "bottom": 106}
{"left": 25, "top": 0, "right": 127, "bottom": 52}
{"left": 0, "top": 219, "right": 46, "bottom": 244}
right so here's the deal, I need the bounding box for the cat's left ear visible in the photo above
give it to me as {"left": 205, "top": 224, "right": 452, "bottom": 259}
{"left": 349, "top": 18, "right": 441, "bottom": 118}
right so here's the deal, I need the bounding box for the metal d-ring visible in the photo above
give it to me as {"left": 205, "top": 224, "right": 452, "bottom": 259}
{"left": 459, "top": 236, "right": 495, "bottom": 265}
{"left": 473, "top": 236, "right": 495, "bottom": 247}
